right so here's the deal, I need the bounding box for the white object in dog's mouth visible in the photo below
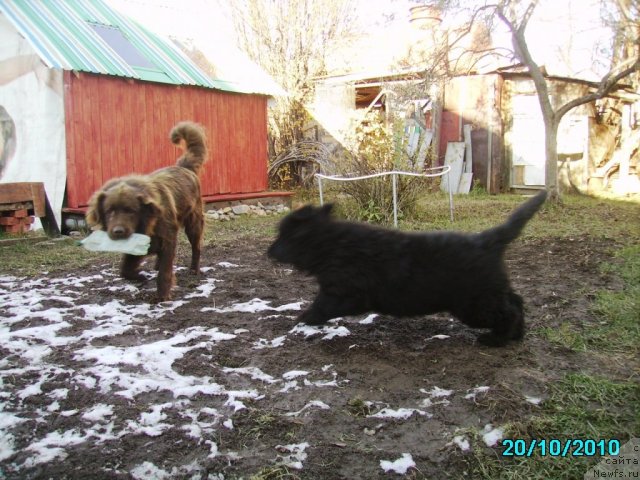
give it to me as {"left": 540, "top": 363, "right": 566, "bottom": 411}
{"left": 81, "top": 230, "right": 151, "bottom": 256}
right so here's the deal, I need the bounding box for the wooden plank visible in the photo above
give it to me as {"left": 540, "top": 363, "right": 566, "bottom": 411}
{"left": 463, "top": 124, "right": 473, "bottom": 173}
{"left": 0, "top": 183, "right": 44, "bottom": 216}
{"left": 415, "top": 130, "right": 434, "bottom": 169}
{"left": 458, "top": 172, "right": 473, "bottom": 194}
{"left": 0, "top": 182, "right": 60, "bottom": 235}
{"left": 81, "top": 75, "right": 100, "bottom": 201}
{"left": 458, "top": 125, "right": 473, "bottom": 194}
{"left": 440, "top": 142, "right": 465, "bottom": 193}
{"left": 405, "top": 125, "right": 419, "bottom": 157}
{"left": 219, "top": 93, "right": 231, "bottom": 193}
{"left": 0, "top": 202, "right": 33, "bottom": 211}
{"left": 63, "top": 71, "right": 78, "bottom": 209}
{"left": 130, "top": 81, "right": 146, "bottom": 173}
{"left": 118, "top": 79, "right": 133, "bottom": 175}
{"left": 439, "top": 110, "right": 461, "bottom": 161}
{"left": 253, "top": 95, "right": 268, "bottom": 191}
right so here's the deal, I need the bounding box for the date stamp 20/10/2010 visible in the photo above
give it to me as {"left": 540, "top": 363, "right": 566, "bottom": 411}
{"left": 501, "top": 438, "right": 621, "bottom": 458}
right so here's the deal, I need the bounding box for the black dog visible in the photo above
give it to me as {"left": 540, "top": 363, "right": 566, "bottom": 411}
{"left": 267, "top": 191, "right": 547, "bottom": 346}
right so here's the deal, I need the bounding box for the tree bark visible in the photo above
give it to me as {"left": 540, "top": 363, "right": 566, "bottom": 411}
{"left": 544, "top": 118, "right": 560, "bottom": 200}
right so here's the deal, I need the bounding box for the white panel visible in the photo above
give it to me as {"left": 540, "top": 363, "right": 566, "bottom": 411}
{"left": 0, "top": 17, "right": 66, "bottom": 229}
{"left": 440, "top": 142, "right": 465, "bottom": 192}
{"left": 510, "top": 95, "right": 545, "bottom": 186}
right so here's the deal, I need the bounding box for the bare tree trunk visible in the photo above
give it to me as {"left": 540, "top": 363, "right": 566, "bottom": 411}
{"left": 544, "top": 118, "right": 560, "bottom": 200}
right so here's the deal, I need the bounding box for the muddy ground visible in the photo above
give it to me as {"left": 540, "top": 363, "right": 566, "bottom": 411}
{"left": 0, "top": 225, "right": 628, "bottom": 479}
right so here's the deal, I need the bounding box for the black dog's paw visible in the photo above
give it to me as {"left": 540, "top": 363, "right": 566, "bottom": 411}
{"left": 298, "top": 310, "right": 328, "bottom": 326}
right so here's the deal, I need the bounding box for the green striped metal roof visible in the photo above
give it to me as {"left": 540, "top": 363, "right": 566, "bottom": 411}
{"left": 0, "top": 0, "right": 250, "bottom": 92}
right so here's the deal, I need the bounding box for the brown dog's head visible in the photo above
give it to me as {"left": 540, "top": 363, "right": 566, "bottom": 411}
{"left": 86, "top": 177, "right": 162, "bottom": 240}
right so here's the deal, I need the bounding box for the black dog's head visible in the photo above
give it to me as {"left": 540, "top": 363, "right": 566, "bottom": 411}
{"left": 267, "top": 204, "right": 334, "bottom": 269}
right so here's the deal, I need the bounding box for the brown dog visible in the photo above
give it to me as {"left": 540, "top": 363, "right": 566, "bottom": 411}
{"left": 86, "top": 121, "right": 207, "bottom": 301}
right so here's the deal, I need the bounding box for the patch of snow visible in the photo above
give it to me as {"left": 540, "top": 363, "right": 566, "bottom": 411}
{"left": 0, "top": 407, "right": 26, "bottom": 461}
{"left": 285, "top": 400, "right": 330, "bottom": 417}
{"left": 369, "top": 408, "right": 429, "bottom": 420}
{"left": 23, "top": 429, "right": 87, "bottom": 467}
{"left": 465, "top": 386, "right": 490, "bottom": 400}
{"left": 289, "top": 323, "right": 351, "bottom": 340}
{"left": 380, "top": 453, "right": 415, "bottom": 474}
{"left": 131, "top": 461, "right": 171, "bottom": 480}
{"left": 184, "top": 278, "right": 220, "bottom": 298}
{"left": 73, "top": 327, "right": 240, "bottom": 399}
{"left": 253, "top": 335, "right": 286, "bottom": 350}
{"left": 81, "top": 404, "right": 114, "bottom": 422}
{"left": 222, "top": 367, "right": 279, "bottom": 384}
{"left": 429, "top": 334, "right": 450, "bottom": 340}
{"left": 421, "top": 386, "right": 454, "bottom": 398}
{"left": 359, "top": 314, "right": 378, "bottom": 324}
{"left": 525, "top": 395, "right": 543, "bottom": 405}
{"left": 275, "top": 442, "right": 309, "bottom": 470}
{"left": 451, "top": 435, "right": 470, "bottom": 451}
{"left": 282, "top": 370, "right": 309, "bottom": 380}
{"left": 321, "top": 326, "right": 351, "bottom": 340}
{"left": 278, "top": 381, "right": 299, "bottom": 393}
{"left": 217, "top": 262, "right": 239, "bottom": 268}
{"left": 289, "top": 323, "right": 322, "bottom": 338}
{"left": 203, "top": 297, "right": 304, "bottom": 313}
{"left": 482, "top": 424, "right": 504, "bottom": 447}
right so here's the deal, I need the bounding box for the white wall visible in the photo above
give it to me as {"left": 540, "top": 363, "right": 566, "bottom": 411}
{"left": 0, "top": 14, "right": 66, "bottom": 230}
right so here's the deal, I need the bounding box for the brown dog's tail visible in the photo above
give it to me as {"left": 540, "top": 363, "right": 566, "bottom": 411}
{"left": 170, "top": 121, "right": 207, "bottom": 175}
{"left": 478, "top": 190, "right": 547, "bottom": 249}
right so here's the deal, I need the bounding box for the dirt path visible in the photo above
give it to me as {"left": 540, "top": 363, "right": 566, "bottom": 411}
{"left": 0, "top": 233, "right": 623, "bottom": 479}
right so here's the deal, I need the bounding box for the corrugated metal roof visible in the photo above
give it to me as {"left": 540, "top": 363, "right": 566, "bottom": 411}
{"left": 0, "top": 0, "right": 248, "bottom": 91}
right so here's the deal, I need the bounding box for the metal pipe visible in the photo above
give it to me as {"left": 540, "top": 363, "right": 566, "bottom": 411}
{"left": 392, "top": 173, "right": 398, "bottom": 227}
{"left": 448, "top": 175, "right": 454, "bottom": 222}
{"left": 314, "top": 166, "right": 454, "bottom": 226}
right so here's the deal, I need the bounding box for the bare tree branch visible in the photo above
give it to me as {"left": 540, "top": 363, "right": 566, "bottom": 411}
{"left": 519, "top": 0, "right": 539, "bottom": 32}
{"left": 496, "top": 2, "right": 555, "bottom": 123}
{"left": 556, "top": 54, "right": 640, "bottom": 119}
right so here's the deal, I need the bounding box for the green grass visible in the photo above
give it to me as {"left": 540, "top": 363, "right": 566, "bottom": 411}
{"left": 0, "top": 215, "right": 278, "bottom": 278}
{"left": 0, "top": 236, "right": 119, "bottom": 277}
{"left": 470, "top": 373, "right": 639, "bottom": 480}
{"left": 205, "top": 214, "right": 279, "bottom": 245}
{"left": 468, "top": 243, "right": 640, "bottom": 480}
{"left": 249, "top": 466, "right": 300, "bottom": 480}
{"left": 542, "top": 244, "right": 640, "bottom": 355}
{"left": 321, "top": 189, "right": 640, "bottom": 241}
{"left": 2, "top": 192, "right": 637, "bottom": 278}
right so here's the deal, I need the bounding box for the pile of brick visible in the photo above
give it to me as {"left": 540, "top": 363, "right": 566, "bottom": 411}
{"left": 0, "top": 203, "right": 35, "bottom": 234}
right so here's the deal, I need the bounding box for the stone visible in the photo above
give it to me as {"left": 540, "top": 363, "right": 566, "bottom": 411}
{"left": 232, "top": 205, "right": 251, "bottom": 215}
{"left": 205, "top": 202, "right": 290, "bottom": 221}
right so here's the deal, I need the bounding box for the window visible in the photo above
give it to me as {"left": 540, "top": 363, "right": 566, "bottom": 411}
{"left": 89, "top": 23, "right": 157, "bottom": 70}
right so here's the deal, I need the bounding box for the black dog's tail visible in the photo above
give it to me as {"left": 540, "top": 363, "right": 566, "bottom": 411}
{"left": 170, "top": 121, "right": 207, "bottom": 176}
{"left": 478, "top": 190, "right": 547, "bottom": 249}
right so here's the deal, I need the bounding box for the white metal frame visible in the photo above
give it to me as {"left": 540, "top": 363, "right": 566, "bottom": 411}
{"left": 315, "top": 165, "right": 454, "bottom": 227}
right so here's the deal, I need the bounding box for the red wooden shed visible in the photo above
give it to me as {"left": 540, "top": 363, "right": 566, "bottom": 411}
{"left": 63, "top": 71, "right": 272, "bottom": 213}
